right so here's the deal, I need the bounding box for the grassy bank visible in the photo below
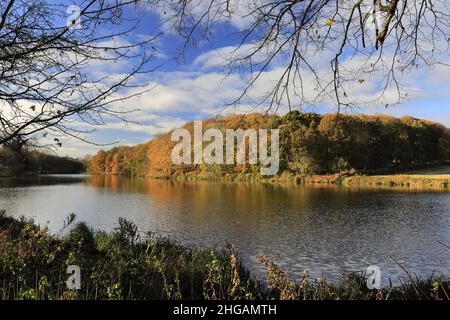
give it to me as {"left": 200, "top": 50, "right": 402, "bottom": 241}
{"left": 337, "top": 166, "right": 450, "bottom": 190}
{"left": 342, "top": 174, "right": 450, "bottom": 190}
{"left": 145, "top": 168, "right": 450, "bottom": 191}
{"left": 0, "top": 212, "right": 448, "bottom": 300}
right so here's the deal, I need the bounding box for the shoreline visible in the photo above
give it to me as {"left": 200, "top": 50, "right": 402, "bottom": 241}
{"left": 3, "top": 170, "right": 450, "bottom": 191}
{"left": 341, "top": 174, "right": 450, "bottom": 190}
{"left": 122, "top": 171, "right": 450, "bottom": 191}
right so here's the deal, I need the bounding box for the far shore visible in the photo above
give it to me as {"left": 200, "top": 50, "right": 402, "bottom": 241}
{"left": 105, "top": 165, "right": 450, "bottom": 191}
{"left": 2, "top": 165, "right": 450, "bottom": 191}
{"left": 303, "top": 166, "right": 450, "bottom": 190}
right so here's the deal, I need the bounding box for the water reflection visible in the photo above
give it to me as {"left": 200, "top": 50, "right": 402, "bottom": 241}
{"left": 0, "top": 175, "right": 448, "bottom": 285}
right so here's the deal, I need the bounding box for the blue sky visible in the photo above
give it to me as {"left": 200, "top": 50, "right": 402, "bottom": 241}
{"left": 59, "top": 2, "right": 450, "bottom": 157}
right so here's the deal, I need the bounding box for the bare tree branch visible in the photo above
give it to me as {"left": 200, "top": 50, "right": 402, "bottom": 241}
{"left": 0, "top": 0, "right": 159, "bottom": 148}
{"left": 149, "top": 0, "right": 450, "bottom": 112}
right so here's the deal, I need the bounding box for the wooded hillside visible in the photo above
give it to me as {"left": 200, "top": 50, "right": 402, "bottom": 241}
{"left": 89, "top": 112, "right": 450, "bottom": 179}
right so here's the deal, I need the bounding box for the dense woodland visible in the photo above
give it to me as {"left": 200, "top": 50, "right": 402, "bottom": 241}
{"left": 0, "top": 144, "right": 85, "bottom": 176}
{"left": 89, "top": 112, "right": 450, "bottom": 179}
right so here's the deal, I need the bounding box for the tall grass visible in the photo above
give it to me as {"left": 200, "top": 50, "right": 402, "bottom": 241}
{"left": 0, "top": 211, "right": 448, "bottom": 300}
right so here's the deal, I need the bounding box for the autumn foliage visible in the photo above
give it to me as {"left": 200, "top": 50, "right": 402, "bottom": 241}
{"left": 89, "top": 112, "right": 450, "bottom": 178}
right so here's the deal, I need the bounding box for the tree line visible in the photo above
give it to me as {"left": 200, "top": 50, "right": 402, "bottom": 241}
{"left": 89, "top": 112, "right": 450, "bottom": 178}
{"left": 0, "top": 139, "right": 85, "bottom": 176}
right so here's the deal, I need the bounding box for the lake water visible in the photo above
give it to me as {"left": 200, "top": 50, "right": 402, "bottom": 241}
{"left": 0, "top": 174, "right": 449, "bottom": 285}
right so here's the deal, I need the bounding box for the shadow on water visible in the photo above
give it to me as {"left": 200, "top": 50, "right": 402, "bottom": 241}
{"left": 0, "top": 174, "right": 89, "bottom": 188}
